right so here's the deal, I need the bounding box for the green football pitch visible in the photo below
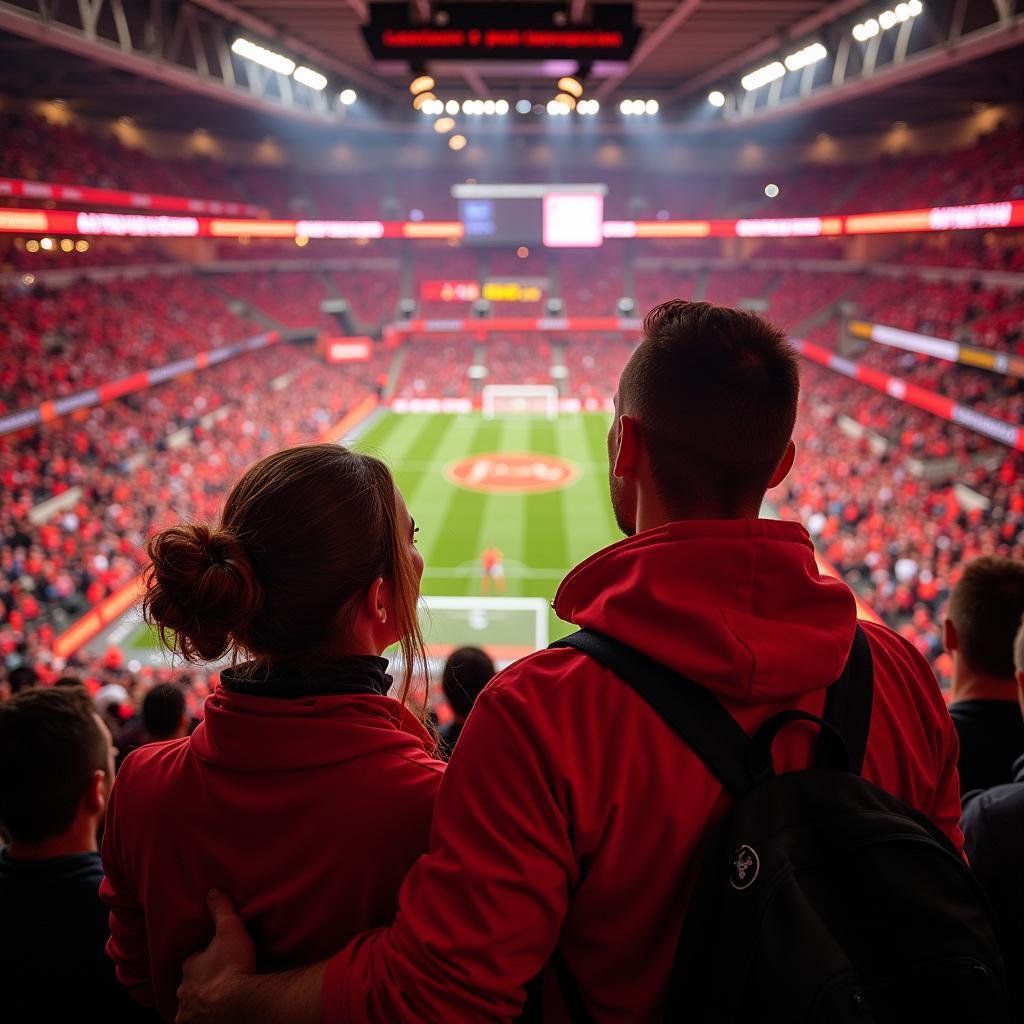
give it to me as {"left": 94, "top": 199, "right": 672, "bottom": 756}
{"left": 355, "top": 411, "right": 622, "bottom": 652}
{"left": 119, "top": 411, "right": 622, "bottom": 662}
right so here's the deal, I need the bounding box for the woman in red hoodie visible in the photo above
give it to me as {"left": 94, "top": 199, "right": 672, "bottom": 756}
{"left": 100, "top": 443, "right": 444, "bottom": 1021}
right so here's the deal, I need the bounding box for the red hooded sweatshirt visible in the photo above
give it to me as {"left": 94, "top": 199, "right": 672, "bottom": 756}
{"left": 323, "top": 520, "right": 962, "bottom": 1022}
{"left": 100, "top": 666, "right": 443, "bottom": 1021}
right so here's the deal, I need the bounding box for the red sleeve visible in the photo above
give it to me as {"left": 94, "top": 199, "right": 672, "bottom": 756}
{"left": 99, "top": 767, "right": 157, "bottom": 1008}
{"left": 323, "top": 669, "right": 574, "bottom": 1023}
{"left": 864, "top": 621, "right": 965, "bottom": 854}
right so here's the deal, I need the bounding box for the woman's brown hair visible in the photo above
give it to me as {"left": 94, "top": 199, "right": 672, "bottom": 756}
{"left": 142, "top": 444, "right": 426, "bottom": 708}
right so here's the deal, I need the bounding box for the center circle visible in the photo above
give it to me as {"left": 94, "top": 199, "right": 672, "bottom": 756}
{"left": 445, "top": 452, "right": 580, "bottom": 494}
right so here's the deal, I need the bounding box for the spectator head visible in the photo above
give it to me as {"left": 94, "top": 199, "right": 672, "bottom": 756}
{"left": 142, "top": 684, "right": 189, "bottom": 741}
{"left": 0, "top": 686, "right": 115, "bottom": 849}
{"left": 611, "top": 300, "right": 799, "bottom": 532}
{"left": 54, "top": 675, "right": 82, "bottom": 688}
{"left": 442, "top": 647, "right": 496, "bottom": 721}
{"left": 6, "top": 665, "right": 39, "bottom": 695}
{"left": 944, "top": 557, "right": 1024, "bottom": 685}
{"left": 143, "top": 443, "right": 426, "bottom": 705}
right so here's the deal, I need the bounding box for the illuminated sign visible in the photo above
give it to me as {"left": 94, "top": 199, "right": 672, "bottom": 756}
{"left": 543, "top": 193, "right": 605, "bottom": 248}
{"left": 421, "top": 280, "right": 481, "bottom": 302}
{"left": 325, "top": 337, "right": 374, "bottom": 363}
{"left": 362, "top": 3, "right": 640, "bottom": 61}
{"left": 482, "top": 282, "right": 544, "bottom": 303}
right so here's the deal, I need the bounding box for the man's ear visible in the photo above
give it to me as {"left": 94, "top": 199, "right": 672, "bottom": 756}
{"left": 768, "top": 441, "right": 797, "bottom": 489}
{"left": 613, "top": 414, "right": 641, "bottom": 478}
{"left": 943, "top": 618, "right": 958, "bottom": 654}
{"left": 83, "top": 769, "right": 106, "bottom": 817}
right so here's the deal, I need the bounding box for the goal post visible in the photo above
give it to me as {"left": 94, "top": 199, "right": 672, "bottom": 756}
{"left": 482, "top": 384, "right": 559, "bottom": 420}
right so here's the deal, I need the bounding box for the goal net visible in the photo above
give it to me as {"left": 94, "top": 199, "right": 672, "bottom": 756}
{"left": 482, "top": 384, "right": 559, "bottom": 420}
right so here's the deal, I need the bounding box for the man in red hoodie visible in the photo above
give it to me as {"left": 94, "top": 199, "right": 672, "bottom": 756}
{"left": 177, "top": 300, "right": 962, "bottom": 1023}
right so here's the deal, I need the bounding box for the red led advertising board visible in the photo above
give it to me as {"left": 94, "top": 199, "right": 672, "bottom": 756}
{"left": 420, "top": 280, "right": 481, "bottom": 302}
{"left": 362, "top": 3, "right": 640, "bottom": 61}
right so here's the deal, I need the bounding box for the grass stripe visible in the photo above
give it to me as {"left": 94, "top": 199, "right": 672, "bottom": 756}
{"left": 523, "top": 419, "right": 568, "bottom": 609}
{"left": 423, "top": 417, "right": 504, "bottom": 591}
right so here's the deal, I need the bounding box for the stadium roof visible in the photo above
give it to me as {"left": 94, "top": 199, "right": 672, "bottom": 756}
{"left": 0, "top": 0, "right": 1021, "bottom": 139}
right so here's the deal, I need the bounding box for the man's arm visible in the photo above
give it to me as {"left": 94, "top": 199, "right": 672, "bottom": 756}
{"left": 321, "top": 665, "right": 578, "bottom": 1022}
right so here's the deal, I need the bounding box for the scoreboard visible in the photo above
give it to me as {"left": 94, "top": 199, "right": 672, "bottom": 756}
{"left": 453, "top": 184, "right": 606, "bottom": 248}
{"left": 362, "top": 3, "right": 640, "bottom": 62}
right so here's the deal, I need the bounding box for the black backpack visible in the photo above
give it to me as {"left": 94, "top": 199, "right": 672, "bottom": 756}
{"left": 544, "top": 625, "right": 1007, "bottom": 1023}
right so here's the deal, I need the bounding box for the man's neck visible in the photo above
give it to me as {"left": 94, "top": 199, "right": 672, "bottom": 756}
{"left": 7, "top": 823, "right": 98, "bottom": 861}
{"left": 950, "top": 671, "right": 1018, "bottom": 705}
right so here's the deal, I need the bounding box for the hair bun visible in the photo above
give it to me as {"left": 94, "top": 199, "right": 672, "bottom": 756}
{"left": 143, "top": 523, "right": 261, "bottom": 662}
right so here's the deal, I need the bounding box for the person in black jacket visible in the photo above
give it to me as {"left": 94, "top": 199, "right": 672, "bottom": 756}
{"left": 961, "top": 614, "right": 1024, "bottom": 1022}
{"left": 945, "top": 556, "right": 1024, "bottom": 796}
{"left": 0, "top": 685, "right": 155, "bottom": 1021}
{"left": 438, "top": 646, "right": 495, "bottom": 758}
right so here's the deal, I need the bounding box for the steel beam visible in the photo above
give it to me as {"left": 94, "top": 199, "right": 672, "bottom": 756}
{"left": 594, "top": 0, "right": 704, "bottom": 100}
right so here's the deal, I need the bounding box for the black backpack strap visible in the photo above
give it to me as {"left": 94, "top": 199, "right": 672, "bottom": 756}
{"left": 818, "top": 624, "right": 874, "bottom": 774}
{"left": 551, "top": 629, "right": 755, "bottom": 797}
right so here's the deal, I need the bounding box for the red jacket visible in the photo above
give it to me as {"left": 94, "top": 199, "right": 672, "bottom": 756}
{"left": 324, "top": 519, "right": 963, "bottom": 1022}
{"left": 100, "top": 684, "right": 443, "bottom": 1021}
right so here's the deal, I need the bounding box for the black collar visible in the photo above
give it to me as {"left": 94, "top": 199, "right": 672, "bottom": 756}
{"left": 220, "top": 656, "right": 392, "bottom": 700}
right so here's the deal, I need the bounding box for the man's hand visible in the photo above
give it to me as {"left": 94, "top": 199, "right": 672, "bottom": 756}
{"left": 176, "top": 889, "right": 256, "bottom": 1023}
{"left": 176, "top": 889, "right": 326, "bottom": 1024}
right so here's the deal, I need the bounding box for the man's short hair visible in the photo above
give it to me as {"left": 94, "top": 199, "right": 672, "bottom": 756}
{"left": 618, "top": 300, "right": 800, "bottom": 515}
{"left": 142, "top": 684, "right": 187, "bottom": 740}
{"left": 0, "top": 686, "right": 109, "bottom": 844}
{"left": 442, "top": 647, "right": 496, "bottom": 719}
{"left": 948, "top": 557, "right": 1024, "bottom": 679}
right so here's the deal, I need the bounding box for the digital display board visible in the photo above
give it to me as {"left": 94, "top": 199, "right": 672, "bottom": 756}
{"left": 362, "top": 3, "right": 640, "bottom": 61}
{"left": 458, "top": 196, "right": 543, "bottom": 246}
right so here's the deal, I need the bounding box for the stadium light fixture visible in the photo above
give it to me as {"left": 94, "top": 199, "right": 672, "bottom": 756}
{"left": 708, "top": 90, "right": 726, "bottom": 108}
{"left": 547, "top": 99, "right": 571, "bottom": 115}
{"left": 483, "top": 99, "right": 496, "bottom": 115}
{"left": 852, "top": 19, "right": 879, "bottom": 41}
{"left": 853, "top": 2, "right": 922, "bottom": 42}
{"left": 409, "top": 75, "right": 435, "bottom": 95}
{"left": 495, "top": 99, "right": 510, "bottom": 115}
{"left": 293, "top": 66, "right": 327, "bottom": 91}
{"left": 231, "top": 38, "right": 295, "bottom": 76}
{"left": 764, "top": 183, "right": 780, "bottom": 198}
{"left": 515, "top": 99, "right": 532, "bottom": 114}
{"left": 339, "top": 88, "right": 357, "bottom": 105}
{"left": 412, "top": 92, "right": 437, "bottom": 110}
{"left": 556, "top": 92, "right": 578, "bottom": 110}
{"left": 645, "top": 99, "right": 659, "bottom": 115}
{"left": 445, "top": 99, "right": 460, "bottom": 115}
{"left": 783, "top": 43, "right": 827, "bottom": 73}
{"left": 741, "top": 61, "right": 785, "bottom": 91}
{"left": 434, "top": 117, "right": 456, "bottom": 134}
{"left": 558, "top": 76, "right": 584, "bottom": 98}
{"left": 448, "top": 134, "right": 467, "bottom": 151}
